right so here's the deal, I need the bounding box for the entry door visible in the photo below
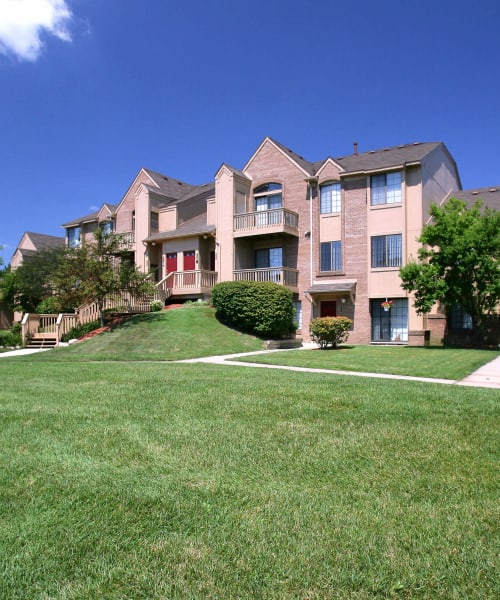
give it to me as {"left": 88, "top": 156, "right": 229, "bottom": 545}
{"left": 320, "top": 300, "right": 337, "bottom": 317}
{"left": 184, "top": 251, "right": 196, "bottom": 271}
{"left": 166, "top": 253, "right": 177, "bottom": 273}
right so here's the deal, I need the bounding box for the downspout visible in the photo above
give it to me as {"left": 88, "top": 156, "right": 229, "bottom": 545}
{"left": 305, "top": 176, "right": 318, "bottom": 288}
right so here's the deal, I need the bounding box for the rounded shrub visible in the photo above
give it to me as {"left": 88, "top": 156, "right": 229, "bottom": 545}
{"left": 310, "top": 316, "right": 353, "bottom": 349}
{"left": 211, "top": 281, "right": 296, "bottom": 338}
{"left": 150, "top": 299, "right": 163, "bottom": 312}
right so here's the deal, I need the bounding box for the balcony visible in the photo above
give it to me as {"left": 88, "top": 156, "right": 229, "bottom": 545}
{"left": 157, "top": 270, "right": 218, "bottom": 299}
{"left": 233, "top": 208, "right": 299, "bottom": 238}
{"left": 117, "top": 231, "right": 135, "bottom": 250}
{"left": 233, "top": 267, "right": 299, "bottom": 291}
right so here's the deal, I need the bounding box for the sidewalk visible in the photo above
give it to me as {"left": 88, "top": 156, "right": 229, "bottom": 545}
{"left": 179, "top": 349, "right": 500, "bottom": 389}
{"left": 458, "top": 354, "right": 500, "bottom": 389}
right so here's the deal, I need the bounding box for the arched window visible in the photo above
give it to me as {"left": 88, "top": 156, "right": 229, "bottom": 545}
{"left": 253, "top": 183, "right": 282, "bottom": 212}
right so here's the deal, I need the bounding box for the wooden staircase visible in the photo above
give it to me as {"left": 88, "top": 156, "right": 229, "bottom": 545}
{"left": 25, "top": 334, "right": 58, "bottom": 349}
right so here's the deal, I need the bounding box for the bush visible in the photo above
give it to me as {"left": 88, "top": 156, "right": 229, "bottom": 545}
{"left": 0, "top": 323, "right": 22, "bottom": 348}
{"left": 310, "top": 316, "right": 353, "bottom": 349}
{"left": 211, "top": 281, "right": 296, "bottom": 338}
{"left": 150, "top": 300, "right": 163, "bottom": 312}
{"left": 61, "top": 320, "right": 101, "bottom": 343}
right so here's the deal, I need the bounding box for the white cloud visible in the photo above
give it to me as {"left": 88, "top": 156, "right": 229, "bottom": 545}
{"left": 0, "top": 0, "right": 73, "bottom": 61}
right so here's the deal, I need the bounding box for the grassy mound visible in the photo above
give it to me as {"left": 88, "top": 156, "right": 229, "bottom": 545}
{"left": 34, "top": 304, "right": 265, "bottom": 361}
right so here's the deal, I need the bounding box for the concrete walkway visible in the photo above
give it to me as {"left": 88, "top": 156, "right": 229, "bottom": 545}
{"left": 178, "top": 349, "right": 500, "bottom": 389}
{"left": 1, "top": 346, "right": 499, "bottom": 389}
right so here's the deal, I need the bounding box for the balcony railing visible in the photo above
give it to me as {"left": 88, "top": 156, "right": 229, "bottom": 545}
{"left": 233, "top": 267, "right": 299, "bottom": 288}
{"left": 156, "top": 270, "right": 218, "bottom": 297}
{"left": 233, "top": 208, "right": 299, "bottom": 236}
{"left": 117, "top": 231, "right": 135, "bottom": 249}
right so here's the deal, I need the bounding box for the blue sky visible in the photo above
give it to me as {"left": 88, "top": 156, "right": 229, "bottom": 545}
{"left": 1, "top": 0, "right": 499, "bottom": 265}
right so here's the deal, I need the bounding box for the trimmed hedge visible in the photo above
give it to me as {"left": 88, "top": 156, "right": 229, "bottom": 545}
{"left": 211, "top": 281, "right": 296, "bottom": 338}
{"left": 310, "top": 316, "right": 353, "bottom": 349}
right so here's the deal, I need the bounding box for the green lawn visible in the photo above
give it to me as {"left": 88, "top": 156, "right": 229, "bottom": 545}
{"left": 0, "top": 309, "right": 498, "bottom": 598}
{"left": 0, "top": 361, "right": 497, "bottom": 599}
{"left": 235, "top": 345, "right": 500, "bottom": 380}
{"left": 30, "top": 304, "right": 265, "bottom": 361}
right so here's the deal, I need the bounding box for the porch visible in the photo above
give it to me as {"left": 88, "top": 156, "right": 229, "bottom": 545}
{"left": 156, "top": 269, "right": 218, "bottom": 299}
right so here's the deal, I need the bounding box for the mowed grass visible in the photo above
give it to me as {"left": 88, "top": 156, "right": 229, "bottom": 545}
{"left": 0, "top": 359, "right": 498, "bottom": 599}
{"left": 29, "top": 304, "right": 265, "bottom": 361}
{"left": 236, "top": 345, "right": 500, "bottom": 380}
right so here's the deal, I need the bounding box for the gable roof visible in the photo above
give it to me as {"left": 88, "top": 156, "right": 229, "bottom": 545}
{"left": 267, "top": 138, "right": 318, "bottom": 176}
{"left": 246, "top": 138, "right": 452, "bottom": 180}
{"left": 142, "top": 168, "right": 196, "bottom": 200}
{"left": 25, "top": 232, "right": 65, "bottom": 250}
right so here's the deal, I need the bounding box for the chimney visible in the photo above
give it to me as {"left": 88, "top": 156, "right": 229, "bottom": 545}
{"left": 353, "top": 141, "right": 358, "bottom": 156}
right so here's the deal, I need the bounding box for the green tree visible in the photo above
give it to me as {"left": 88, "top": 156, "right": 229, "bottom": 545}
{"left": 1, "top": 247, "right": 66, "bottom": 313}
{"left": 53, "top": 229, "right": 155, "bottom": 326}
{"left": 400, "top": 198, "right": 500, "bottom": 343}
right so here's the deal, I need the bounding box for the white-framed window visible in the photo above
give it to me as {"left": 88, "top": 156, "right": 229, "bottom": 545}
{"left": 371, "top": 171, "right": 402, "bottom": 205}
{"left": 67, "top": 226, "right": 81, "bottom": 248}
{"left": 371, "top": 234, "right": 402, "bottom": 268}
{"left": 320, "top": 241, "right": 342, "bottom": 272}
{"left": 320, "top": 182, "right": 341, "bottom": 213}
{"left": 254, "top": 183, "right": 282, "bottom": 211}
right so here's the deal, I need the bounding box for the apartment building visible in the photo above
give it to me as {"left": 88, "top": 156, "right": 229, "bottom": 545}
{"left": 60, "top": 137, "right": 498, "bottom": 345}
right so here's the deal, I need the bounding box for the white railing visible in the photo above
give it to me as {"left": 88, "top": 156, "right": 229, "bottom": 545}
{"left": 117, "top": 231, "right": 135, "bottom": 249}
{"left": 233, "top": 267, "right": 298, "bottom": 288}
{"left": 234, "top": 208, "right": 299, "bottom": 232}
{"left": 156, "top": 270, "right": 218, "bottom": 295}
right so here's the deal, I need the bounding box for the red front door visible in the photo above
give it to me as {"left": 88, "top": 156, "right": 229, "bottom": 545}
{"left": 166, "top": 253, "right": 177, "bottom": 274}
{"left": 184, "top": 251, "right": 196, "bottom": 271}
{"left": 320, "top": 300, "right": 337, "bottom": 317}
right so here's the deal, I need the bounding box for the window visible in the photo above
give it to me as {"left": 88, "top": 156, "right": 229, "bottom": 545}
{"left": 371, "top": 298, "right": 408, "bottom": 342}
{"left": 255, "top": 247, "right": 282, "bottom": 282}
{"left": 68, "top": 226, "right": 81, "bottom": 248}
{"left": 255, "top": 247, "right": 282, "bottom": 268}
{"left": 371, "top": 234, "right": 402, "bottom": 268}
{"left": 150, "top": 212, "right": 159, "bottom": 233}
{"left": 254, "top": 183, "right": 282, "bottom": 211}
{"left": 100, "top": 220, "right": 113, "bottom": 235}
{"left": 450, "top": 305, "right": 473, "bottom": 330}
{"left": 371, "top": 171, "right": 402, "bottom": 205}
{"left": 320, "top": 241, "right": 342, "bottom": 272}
{"left": 293, "top": 301, "right": 302, "bottom": 330}
{"left": 320, "top": 182, "right": 341, "bottom": 213}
